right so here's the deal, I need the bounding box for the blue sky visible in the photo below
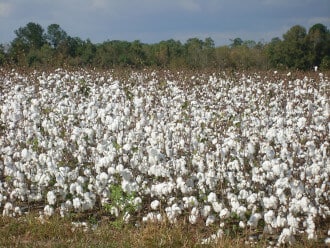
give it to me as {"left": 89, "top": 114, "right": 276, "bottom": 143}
{"left": 0, "top": 0, "right": 329, "bottom": 46}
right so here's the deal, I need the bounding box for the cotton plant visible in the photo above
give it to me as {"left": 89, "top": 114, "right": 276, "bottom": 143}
{"left": 0, "top": 68, "right": 329, "bottom": 245}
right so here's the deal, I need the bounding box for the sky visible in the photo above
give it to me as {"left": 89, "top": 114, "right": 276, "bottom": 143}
{"left": 0, "top": 0, "right": 329, "bottom": 46}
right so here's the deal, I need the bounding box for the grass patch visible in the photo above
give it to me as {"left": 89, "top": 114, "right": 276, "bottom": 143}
{"left": 0, "top": 213, "right": 326, "bottom": 247}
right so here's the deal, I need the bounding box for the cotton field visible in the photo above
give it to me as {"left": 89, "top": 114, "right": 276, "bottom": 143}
{"left": 0, "top": 68, "right": 329, "bottom": 246}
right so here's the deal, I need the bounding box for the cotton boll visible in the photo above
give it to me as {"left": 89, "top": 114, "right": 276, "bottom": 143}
{"left": 287, "top": 213, "right": 299, "bottom": 232}
{"left": 212, "top": 202, "right": 222, "bottom": 213}
{"left": 133, "top": 197, "right": 142, "bottom": 210}
{"left": 206, "top": 215, "right": 216, "bottom": 226}
{"left": 14, "top": 206, "right": 22, "bottom": 216}
{"left": 265, "top": 146, "right": 275, "bottom": 160}
{"left": 123, "top": 212, "right": 131, "bottom": 223}
{"left": 305, "top": 215, "right": 316, "bottom": 240}
{"left": 238, "top": 189, "right": 249, "bottom": 200}
{"left": 246, "top": 142, "right": 256, "bottom": 157}
{"left": 73, "top": 197, "right": 82, "bottom": 210}
{"left": 143, "top": 212, "right": 156, "bottom": 222}
{"left": 99, "top": 172, "right": 109, "bottom": 185}
{"left": 183, "top": 196, "right": 198, "bottom": 208}
{"left": 110, "top": 206, "right": 119, "bottom": 217}
{"left": 150, "top": 200, "right": 160, "bottom": 210}
{"left": 262, "top": 196, "right": 278, "bottom": 209}
{"left": 236, "top": 206, "right": 247, "bottom": 219}
{"left": 247, "top": 193, "right": 258, "bottom": 205}
{"left": 189, "top": 213, "right": 198, "bottom": 224}
{"left": 325, "top": 238, "right": 330, "bottom": 245}
{"left": 219, "top": 208, "right": 230, "bottom": 219}
{"left": 47, "top": 191, "right": 56, "bottom": 205}
{"left": 201, "top": 205, "right": 211, "bottom": 218}
{"left": 247, "top": 213, "right": 262, "bottom": 228}
{"left": 3, "top": 202, "right": 13, "bottom": 216}
{"left": 277, "top": 228, "right": 295, "bottom": 245}
{"left": 207, "top": 192, "right": 217, "bottom": 203}
{"left": 165, "top": 204, "right": 182, "bottom": 223}
{"left": 44, "top": 205, "right": 54, "bottom": 217}
{"left": 239, "top": 221, "right": 246, "bottom": 229}
{"left": 297, "top": 117, "right": 306, "bottom": 129}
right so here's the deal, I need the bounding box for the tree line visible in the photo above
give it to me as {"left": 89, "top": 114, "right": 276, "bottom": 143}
{"left": 0, "top": 22, "right": 329, "bottom": 70}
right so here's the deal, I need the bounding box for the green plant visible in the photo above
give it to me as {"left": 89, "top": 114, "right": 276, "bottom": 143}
{"left": 78, "top": 79, "right": 90, "bottom": 97}
{"left": 104, "top": 185, "right": 140, "bottom": 218}
{"left": 112, "top": 140, "right": 121, "bottom": 151}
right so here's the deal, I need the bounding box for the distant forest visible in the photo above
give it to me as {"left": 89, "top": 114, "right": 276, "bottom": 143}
{"left": 0, "top": 22, "right": 329, "bottom": 70}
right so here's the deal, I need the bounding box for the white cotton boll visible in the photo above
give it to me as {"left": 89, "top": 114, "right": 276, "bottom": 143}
{"left": 247, "top": 193, "right": 258, "bottom": 205}
{"left": 287, "top": 213, "right": 299, "bottom": 232}
{"left": 207, "top": 192, "right": 217, "bottom": 203}
{"left": 262, "top": 196, "right": 278, "bottom": 209}
{"left": 189, "top": 207, "right": 199, "bottom": 224}
{"left": 133, "top": 197, "right": 142, "bottom": 210}
{"left": 237, "top": 206, "right": 247, "bottom": 219}
{"left": 264, "top": 210, "right": 275, "bottom": 224}
{"left": 219, "top": 208, "right": 230, "bottom": 219}
{"left": 3, "top": 202, "right": 13, "bottom": 216}
{"left": 14, "top": 207, "right": 22, "bottom": 216}
{"left": 297, "top": 117, "right": 306, "bottom": 129}
{"left": 150, "top": 200, "right": 160, "bottom": 210}
{"left": 212, "top": 202, "right": 222, "bottom": 213}
{"left": 76, "top": 184, "right": 83, "bottom": 196}
{"left": 123, "top": 212, "right": 131, "bottom": 223}
{"left": 99, "top": 172, "right": 109, "bottom": 184}
{"left": 73, "top": 197, "right": 81, "bottom": 210}
{"left": 189, "top": 213, "right": 198, "bottom": 224}
{"left": 65, "top": 200, "right": 72, "bottom": 209}
{"left": 60, "top": 204, "right": 68, "bottom": 217}
{"left": 44, "top": 205, "right": 54, "bottom": 217}
{"left": 247, "top": 213, "right": 262, "bottom": 228}
{"left": 265, "top": 146, "right": 275, "bottom": 160}
{"left": 122, "top": 143, "right": 131, "bottom": 153}
{"left": 239, "top": 221, "right": 246, "bottom": 229}
{"left": 21, "top": 148, "right": 31, "bottom": 161}
{"left": 201, "top": 205, "right": 211, "bottom": 218}
{"left": 275, "top": 215, "right": 287, "bottom": 228}
{"left": 47, "top": 191, "right": 56, "bottom": 205}
{"left": 183, "top": 196, "right": 198, "bottom": 208}
{"left": 122, "top": 179, "right": 138, "bottom": 193}
{"left": 69, "top": 183, "right": 77, "bottom": 195}
{"left": 238, "top": 189, "right": 249, "bottom": 200}
{"left": 110, "top": 206, "right": 119, "bottom": 217}
{"left": 83, "top": 192, "right": 95, "bottom": 211}
{"left": 143, "top": 213, "right": 155, "bottom": 222}
{"left": 247, "top": 142, "right": 255, "bottom": 157}
{"left": 206, "top": 215, "right": 216, "bottom": 226}
{"left": 277, "top": 228, "right": 295, "bottom": 245}
{"left": 306, "top": 216, "right": 316, "bottom": 240}
{"left": 156, "top": 213, "right": 162, "bottom": 222}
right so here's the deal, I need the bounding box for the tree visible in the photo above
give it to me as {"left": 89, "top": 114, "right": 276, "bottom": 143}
{"left": 13, "top": 22, "right": 46, "bottom": 50}
{"left": 79, "top": 39, "right": 96, "bottom": 66}
{"left": 281, "top": 25, "right": 309, "bottom": 69}
{"left": 266, "top": 37, "right": 284, "bottom": 68}
{"left": 0, "top": 44, "right": 6, "bottom": 65}
{"left": 185, "top": 38, "right": 204, "bottom": 68}
{"left": 306, "top": 23, "right": 330, "bottom": 67}
{"left": 230, "top": 38, "right": 243, "bottom": 48}
{"left": 203, "top": 37, "right": 216, "bottom": 67}
{"left": 47, "top": 24, "right": 68, "bottom": 49}
{"left": 215, "top": 46, "right": 232, "bottom": 68}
